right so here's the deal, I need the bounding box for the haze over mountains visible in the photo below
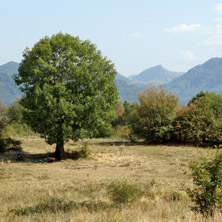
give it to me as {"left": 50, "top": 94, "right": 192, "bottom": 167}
{"left": 1, "top": 58, "right": 222, "bottom": 105}
{"left": 129, "top": 65, "right": 183, "bottom": 83}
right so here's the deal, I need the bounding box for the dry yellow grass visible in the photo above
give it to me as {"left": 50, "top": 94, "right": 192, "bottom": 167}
{"left": 0, "top": 137, "right": 221, "bottom": 222}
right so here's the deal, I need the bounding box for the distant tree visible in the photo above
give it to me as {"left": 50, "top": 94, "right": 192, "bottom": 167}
{"left": 130, "top": 85, "right": 179, "bottom": 142}
{"left": 174, "top": 92, "right": 222, "bottom": 146}
{"left": 0, "top": 102, "right": 8, "bottom": 121}
{"left": 123, "top": 101, "right": 136, "bottom": 124}
{"left": 7, "top": 99, "right": 23, "bottom": 123}
{"left": 188, "top": 91, "right": 206, "bottom": 106}
{"left": 173, "top": 104, "right": 213, "bottom": 145}
{"left": 112, "top": 101, "right": 136, "bottom": 128}
{"left": 14, "top": 33, "right": 118, "bottom": 160}
{"left": 112, "top": 102, "right": 125, "bottom": 127}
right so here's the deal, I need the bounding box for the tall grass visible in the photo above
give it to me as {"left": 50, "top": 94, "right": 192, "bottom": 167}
{"left": 1, "top": 137, "right": 222, "bottom": 221}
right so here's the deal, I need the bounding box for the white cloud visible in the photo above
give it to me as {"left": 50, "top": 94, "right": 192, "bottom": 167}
{"left": 129, "top": 32, "right": 143, "bottom": 39}
{"left": 164, "top": 24, "right": 201, "bottom": 33}
{"left": 215, "top": 3, "right": 222, "bottom": 14}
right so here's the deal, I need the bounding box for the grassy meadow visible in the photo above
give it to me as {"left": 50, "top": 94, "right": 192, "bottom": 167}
{"left": 0, "top": 137, "right": 222, "bottom": 222}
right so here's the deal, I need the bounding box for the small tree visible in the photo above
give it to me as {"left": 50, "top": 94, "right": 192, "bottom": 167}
{"left": 188, "top": 150, "right": 222, "bottom": 216}
{"left": 174, "top": 92, "right": 222, "bottom": 146}
{"left": 0, "top": 102, "right": 8, "bottom": 121}
{"left": 14, "top": 33, "right": 118, "bottom": 160}
{"left": 130, "top": 85, "right": 179, "bottom": 142}
{"left": 112, "top": 102, "right": 125, "bottom": 127}
{"left": 7, "top": 99, "right": 23, "bottom": 123}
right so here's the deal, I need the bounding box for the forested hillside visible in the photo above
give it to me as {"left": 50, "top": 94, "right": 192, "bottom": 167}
{"left": 165, "top": 58, "right": 222, "bottom": 104}
{"left": 0, "top": 62, "right": 22, "bottom": 104}
{"left": 116, "top": 73, "right": 148, "bottom": 103}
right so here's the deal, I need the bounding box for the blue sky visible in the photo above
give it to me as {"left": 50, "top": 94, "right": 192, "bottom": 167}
{"left": 1, "top": 0, "right": 222, "bottom": 76}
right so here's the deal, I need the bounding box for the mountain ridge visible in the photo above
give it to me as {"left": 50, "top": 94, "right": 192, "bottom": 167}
{"left": 165, "top": 57, "right": 222, "bottom": 104}
{"left": 0, "top": 62, "right": 22, "bottom": 104}
{"left": 130, "top": 65, "right": 183, "bottom": 83}
{"left": 0, "top": 61, "right": 19, "bottom": 75}
{"left": 1, "top": 58, "right": 222, "bottom": 105}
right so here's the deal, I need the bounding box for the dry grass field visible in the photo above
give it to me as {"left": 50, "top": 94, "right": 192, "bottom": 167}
{"left": 0, "top": 137, "right": 221, "bottom": 222}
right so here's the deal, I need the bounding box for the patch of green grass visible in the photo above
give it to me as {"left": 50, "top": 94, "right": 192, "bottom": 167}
{"left": 108, "top": 181, "right": 144, "bottom": 203}
{"left": 9, "top": 197, "right": 118, "bottom": 216}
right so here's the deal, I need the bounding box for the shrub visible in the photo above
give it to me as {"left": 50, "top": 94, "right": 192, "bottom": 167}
{"left": 68, "top": 142, "right": 90, "bottom": 159}
{"left": 130, "top": 85, "right": 179, "bottom": 143}
{"left": 107, "top": 181, "right": 143, "bottom": 203}
{"left": 78, "top": 142, "right": 90, "bottom": 158}
{"left": 188, "top": 150, "right": 222, "bottom": 216}
{"left": 174, "top": 92, "right": 222, "bottom": 146}
{"left": 116, "top": 125, "right": 130, "bottom": 139}
{"left": 128, "top": 133, "right": 138, "bottom": 142}
{"left": 10, "top": 198, "right": 115, "bottom": 215}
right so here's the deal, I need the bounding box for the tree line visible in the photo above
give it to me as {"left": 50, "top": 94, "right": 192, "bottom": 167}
{"left": 113, "top": 86, "right": 222, "bottom": 147}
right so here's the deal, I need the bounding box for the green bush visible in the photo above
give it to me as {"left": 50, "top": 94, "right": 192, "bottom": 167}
{"left": 128, "top": 133, "right": 138, "bottom": 142}
{"left": 78, "top": 142, "right": 90, "bottom": 158}
{"left": 174, "top": 92, "right": 222, "bottom": 146}
{"left": 108, "top": 181, "right": 143, "bottom": 203}
{"left": 130, "top": 85, "right": 179, "bottom": 143}
{"left": 188, "top": 150, "right": 222, "bottom": 216}
{"left": 10, "top": 198, "right": 115, "bottom": 215}
{"left": 67, "top": 142, "right": 90, "bottom": 159}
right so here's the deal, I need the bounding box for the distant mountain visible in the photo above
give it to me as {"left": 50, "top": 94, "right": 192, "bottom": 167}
{"left": 130, "top": 65, "right": 183, "bottom": 83}
{"left": 165, "top": 58, "right": 222, "bottom": 104}
{"left": 3, "top": 58, "right": 222, "bottom": 106}
{"left": 0, "top": 61, "right": 19, "bottom": 75}
{"left": 116, "top": 73, "right": 148, "bottom": 103}
{"left": 0, "top": 62, "right": 22, "bottom": 104}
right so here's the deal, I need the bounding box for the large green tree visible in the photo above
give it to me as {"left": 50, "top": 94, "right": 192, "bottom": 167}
{"left": 14, "top": 33, "right": 118, "bottom": 160}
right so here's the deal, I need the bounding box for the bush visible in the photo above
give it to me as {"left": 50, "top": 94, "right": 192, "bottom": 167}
{"left": 116, "top": 125, "right": 130, "bottom": 139}
{"left": 10, "top": 198, "right": 115, "bottom": 216}
{"left": 130, "top": 85, "right": 179, "bottom": 143}
{"left": 107, "top": 181, "right": 143, "bottom": 203}
{"left": 188, "top": 150, "right": 222, "bottom": 216}
{"left": 3, "top": 122, "right": 35, "bottom": 137}
{"left": 68, "top": 142, "right": 90, "bottom": 159}
{"left": 78, "top": 142, "right": 90, "bottom": 158}
{"left": 174, "top": 92, "right": 222, "bottom": 146}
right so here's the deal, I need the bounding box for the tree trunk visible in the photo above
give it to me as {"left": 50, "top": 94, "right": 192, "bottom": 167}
{"left": 54, "top": 141, "right": 66, "bottom": 160}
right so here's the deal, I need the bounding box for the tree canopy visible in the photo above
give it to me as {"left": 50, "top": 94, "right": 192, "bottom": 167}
{"left": 14, "top": 33, "right": 119, "bottom": 159}
{"left": 174, "top": 92, "right": 222, "bottom": 145}
{"left": 130, "top": 85, "right": 179, "bottom": 142}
